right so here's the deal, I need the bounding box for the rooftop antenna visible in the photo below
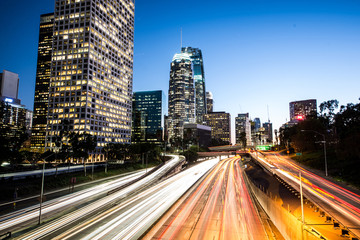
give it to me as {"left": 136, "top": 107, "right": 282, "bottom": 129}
{"left": 267, "top": 105, "right": 270, "bottom": 122}
{"left": 180, "top": 28, "right": 183, "bottom": 49}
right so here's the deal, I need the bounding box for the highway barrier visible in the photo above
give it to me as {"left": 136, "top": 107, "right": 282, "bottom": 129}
{"left": 243, "top": 167, "right": 321, "bottom": 240}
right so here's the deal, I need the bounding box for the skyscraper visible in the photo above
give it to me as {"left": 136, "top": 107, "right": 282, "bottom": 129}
{"left": 253, "top": 117, "right": 261, "bottom": 132}
{"left": 31, "top": 13, "right": 54, "bottom": 150}
{"left": 206, "top": 91, "right": 213, "bottom": 113}
{"left": 0, "top": 70, "right": 30, "bottom": 138}
{"left": 289, "top": 99, "right": 317, "bottom": 121}
{"left": 168, "top": 52, "right": 194, "bottom": 141}
{"left": 263, "top": 122, "right": 273, "bottom": 143}
{"left": 204, "top": 111, "right": 231, "bottom": 144}
{"left": 181, "top": 47, "right": 206, "bottom": 123}
{"left": 132, "top": 90, "right": 165, "bottom": 144}
{"left": 235, "top": 113, "right": 252, "bottom": 146}
{"left": 0, "top": 70, "right": 19, "bottom": 100}
{"left": 46, "top": 0, "right": 135, "bottom": 161}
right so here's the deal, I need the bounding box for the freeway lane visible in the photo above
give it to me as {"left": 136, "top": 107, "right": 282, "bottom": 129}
{"left": 145, "top": 156, "right": 269, "bottom": 240}
{"left": 0, "top": 169, "right": 145, "bottom": 234}
{"left": 17, "top": 157, "right": 219, "bottom": 240}
{"left": 0, "top": 155, "right": 182, "bottom": 236}
{"left": 256, "top": 151, "right": 360, "bottom": 237}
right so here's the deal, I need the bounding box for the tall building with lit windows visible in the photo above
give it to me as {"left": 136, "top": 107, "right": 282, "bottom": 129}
{"left": 168, "top": 52, "right": 195, "bottom": 141}
{"left": 181, "top": 47, "right": 206, "bottom": 123}
{"left": 235, "top": 113, "right": 251, "bottom": 146}
{"left": 204, "top": 111, "right": 231, "bottom": 144}
{"left": 289, "top": 99, "right": 317, "bottom": 121}
{"left": 132, "top": 90, "right": 165, "bottom": 144}
{"left": 46, "top": 0, "right": 135, "bottom": 161}
{"left": 206, "top": 91, "right": 213, "bottom": 113}
{"left": 31, "top": 13, "right": 54, "bottom": 150}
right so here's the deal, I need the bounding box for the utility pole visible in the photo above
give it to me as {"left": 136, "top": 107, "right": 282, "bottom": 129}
{"left": 38, "top": 152, "right": 55, "bottom": 225}
{"left": 146, "top": 152, "right": 148, "bottom": 173}
{"left": 38, "top": 160, "right": 45, "bottom": 225}
{"left": 92, "top": 158, "right": 94, "bottom": 180}
{"left": 300, "top": 171, "right": 305, "bottom": 240}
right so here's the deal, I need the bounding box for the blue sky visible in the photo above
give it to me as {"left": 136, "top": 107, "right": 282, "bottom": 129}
{"left": 1, "top": 0, "right": 359, "bottom": 143}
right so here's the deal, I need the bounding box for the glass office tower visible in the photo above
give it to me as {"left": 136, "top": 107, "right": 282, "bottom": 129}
{"left": 132, "top": 90, "right": 165, "bottom": 144}
{"left": 206, "top": 91, "right": 213, "bottom": 113}
{"left": 168, "top": 52, "right": 195, "bottom": 141}
{"left": 181, "top": 47, "right": 206, "bottom": 124}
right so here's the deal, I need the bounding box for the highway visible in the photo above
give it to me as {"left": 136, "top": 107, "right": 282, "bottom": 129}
{"left": 0, "top": 169, "right": 145, "bottom": 234}
{"left": 16, "top": 157, "right": 219, "bottom": 240}
{"left": 254, "top": 151, "right": 360, "bottom": 238}
{"left": 145, "top": 156, "right": 269, "bottom": 240}
{"left": 0, "top": 164, "right": 104, "bottom": 180}
{"left": 0, "top": 155, "right": 182, "bottom": 236}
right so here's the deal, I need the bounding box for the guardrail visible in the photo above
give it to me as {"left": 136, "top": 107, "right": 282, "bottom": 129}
{"left": 250, "top": 152, "right": 358, "bottom": 240}
{"left": 0, "top": 232, "right": 11, "bottom": 240}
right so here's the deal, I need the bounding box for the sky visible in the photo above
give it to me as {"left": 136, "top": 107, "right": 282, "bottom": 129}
{"left": 0, "top": 0, "right": 360, "bottom": 144}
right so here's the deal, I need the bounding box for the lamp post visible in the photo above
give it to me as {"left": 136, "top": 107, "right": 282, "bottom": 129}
{"left": 300, "top": 171, "right": 305, "bottom": 240}
{"left": 38, "top": 152, "right": 55, "bottom": 225}
{"left": 301, "top": 130, "right": 327, "bottom": 177}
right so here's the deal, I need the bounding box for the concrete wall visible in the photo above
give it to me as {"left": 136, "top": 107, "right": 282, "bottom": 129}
{"left": 245, "top": 174, "right": 318, "bottom": 240}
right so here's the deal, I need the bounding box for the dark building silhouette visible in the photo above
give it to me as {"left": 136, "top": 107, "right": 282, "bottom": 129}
{"left": 132, "top": 91, "right": 165, "bottom": 144}
{"left": 31, "top": 13, "right": 54, "bottom": 150}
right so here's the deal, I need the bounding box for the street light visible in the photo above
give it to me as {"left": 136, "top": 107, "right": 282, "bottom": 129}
{"left": 301, "top": 130, "right": 328, "bottom": 177}
{"left": 39, "top": 152, "right": 55, "bottom": 225}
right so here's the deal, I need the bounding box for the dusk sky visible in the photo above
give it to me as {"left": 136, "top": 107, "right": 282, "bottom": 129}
{"left": 1, "top": 0, "right": 359, "bottom": 143}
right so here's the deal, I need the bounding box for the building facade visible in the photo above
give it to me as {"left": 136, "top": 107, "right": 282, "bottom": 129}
{"left": 181, "top": 47, "right": 206, "bottom": 124}
{"left": 235, "top": 113, "right": 252, "bottom": 146}
{"left": 253, "top": 117, "right": 261, "bottom": 132}
{"left": 45, "top": 0, "right": 135, "bottom": 160}
{"left": 31, "top": 13, "right": 54, "bottom": 150}
{"left": 289, "top": 99, "right": 317, "bottom": 121}
{"left": 0, "top": 100, "right": 27, "bottom": 128}
{"left": 206, "top": 91, "right": 213, "bottom": 113}
{"left": 263, "top": 122, "right": 273, "bottom": 144}
{"left": 0, "top": 70, "right": 30, "bottom": 135}
{"left": 204, "top": 111, "right": 231, "bottom": 144}
{"left": 0, "top": 70, "right": 19, "bottom": 100}
{"left": 168, "top": 52, "right": 195, "bottom": 141}
{"left": 183, "top": 123, "right": 211, "bottom": 148}
{"left": 132, "top": 90, "right": 165, "bottom": 144}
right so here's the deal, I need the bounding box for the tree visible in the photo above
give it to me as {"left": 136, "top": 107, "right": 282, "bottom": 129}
{"left": 333, "top": 101, "right": 360, "bottom": 165}
{"left": 239, "top": 132, "right": 247, "bottom": 150}
{"left": 182, "top": 145, "right": 198, "bottom": 163}
{"left": 52, "top": 120, "right": 73, "bottom": 162}
{"left": 319, "top": 99, "right": 339, "bottom": 127}
{"left": 0, "top": 125, "right": 29, "bottom": 165}
{"left": 170, "top": 137, "right": 183, "bottom": 150}
{"left": 209, "top": 138, "right": 230, "bottom": 147}
{"left": 70, "top": 132, "right": 97, "bottom": 162}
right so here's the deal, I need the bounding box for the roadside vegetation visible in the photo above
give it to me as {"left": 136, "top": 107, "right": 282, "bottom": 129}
{"left": 277, "top": 98, "right": 360, "bottom": 186}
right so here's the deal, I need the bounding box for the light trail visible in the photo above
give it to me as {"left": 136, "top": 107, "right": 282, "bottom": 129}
{"left": 254, "top": 151, "right": 360, "bottom": 237}
{"left": 0, "top": 169, "right": 146, "bottom": 232}
{"left": 150, "top": 156, "right": 268, "bottom": 240}
{"left": 2, "top": 155, "right": 182, "bottom": 236}
{"left": 16, "top": 156, "right": 218, "bottom": 240}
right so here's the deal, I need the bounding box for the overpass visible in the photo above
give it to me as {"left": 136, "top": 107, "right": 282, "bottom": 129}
{"left": 208, "top": 144, "right": 244, "bottom": 152}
